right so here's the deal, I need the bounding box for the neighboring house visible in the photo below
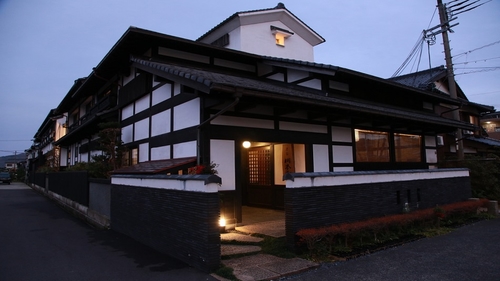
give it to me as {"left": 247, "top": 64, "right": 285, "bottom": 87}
{"left": 390, "top": 66, "right": 496, "bottom": 159}
{"left": 35, "top": 3, "right": 480, "bottom": 223}
{"left": 0, "top": 153, "right": 25, "bottom": 171}
{"left": 482, "top": 111, "right": 500, "bottom": 140}
{"left": 27, "top": 109, "right": 58, "bottom": 174}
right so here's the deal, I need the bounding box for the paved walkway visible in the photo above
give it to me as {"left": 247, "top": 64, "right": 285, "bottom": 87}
{"left": 219, "top": 221, "right": 318, "bottom": 281}
{"left": 0, "top": 183, "right": 215, "bottom": 281}
{"left": 284, "top": 218, "right": 500, "bottom": 281}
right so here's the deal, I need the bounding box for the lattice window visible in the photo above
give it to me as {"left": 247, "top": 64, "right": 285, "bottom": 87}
{"left": 248, "top": 147, "right": 272, "bottom": 185}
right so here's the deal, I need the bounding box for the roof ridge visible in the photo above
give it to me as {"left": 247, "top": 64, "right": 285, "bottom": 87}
{"left": 196, "top": 3, "right": 324, "bottom": 43}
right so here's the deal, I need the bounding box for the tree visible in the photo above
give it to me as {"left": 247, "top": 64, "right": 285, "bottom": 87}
{"left": 97, "top": 121, "right": 127, "bottom": 170}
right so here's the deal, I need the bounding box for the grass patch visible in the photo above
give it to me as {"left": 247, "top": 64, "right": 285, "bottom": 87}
{"left": 416, "top": 227, "right": 453, "bottom": 238}
{"left": 260, "top": 236, "right": 296, "bottom": 258}
{"left": 214, "top": 265, "right": 238, "bottom": 281}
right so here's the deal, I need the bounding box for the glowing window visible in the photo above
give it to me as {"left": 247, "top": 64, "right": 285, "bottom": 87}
{"left": 355, "top": 130, "right": 390, "bottom": 162}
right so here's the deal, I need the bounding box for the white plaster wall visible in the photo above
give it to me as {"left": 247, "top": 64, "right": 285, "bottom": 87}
{"left": 267, "top": 73, "right": 285, "bottom": 82}
{"left": 425, "top": 135, "right": 437, "bottom": 147}
{"left": 122, "top": 104, "right": 134, "bottom": 120}
{"left": 298, "top": 79, "right": 322, "bottom": 90}
{"left": 333, "top": 145, "right": 353, "bottom": 163}
{"left": 151, "top": 145, "right": 170, "bottom": 160}
{"left": 173, "top": 141, "right": 196, "bottom": 158}
{"left": 134, "top": 118, "right": 150, "bottom": 141}
{"left": 80, "top": 152, "right": 89, "bottom": 163}
{"left": 288, "top": 69, "right": 309, "bottom": 83}
{"left": 122, "top": 124, "right": 133, "bottom": 144}
{"left": 135, "top": 94, "right": 150, "bottom": 114}
{"left": 334, "top": 167, "right": 354, "bottom": 172}
{"left": 434, "top": 81, "right": 450, "bottom": 95}
{"left": 152, "top": 83, "right": 171, "bottom": 106}
{"left": 139, "top": 143, "right": 149, "bottom": 162}
{"left": 210, "top": 139, "right": 235, "bottom": 191}
{"left": 426, "top": 149, "right": 438, "bottom": 163}
{"left": 332, "top": 126, "right": 352, "bottom": 142}
{"left": 111, "top": 177, "right": 219, "bottom": 193}
{"left": 173, "top": 83, "right": 181, "bottom": 96}
{"left": 60, "top": 148, "right": 68, "bottom": 166}
{"left": 239, "top": 22, "right": 314, "bottom": 61}
{"left": 211, "top": 115, "right": 274, "bottom": 129}
{"left": 226, "top": 28, "right": 242, "bottom": 51}
{"left": 313, "top": 144, "right": 329, "bottom": 172}
{"left": 286, "top": 169, "right": 470, "bottom": 188}
{"left": 279, "top": 122, "right": 327, "bottom": 133}
{"left": 151, "top": 110, "right": 171, "bottom": 137}
{"left": 173, "top": 99, "right": 200, "bottom": 131}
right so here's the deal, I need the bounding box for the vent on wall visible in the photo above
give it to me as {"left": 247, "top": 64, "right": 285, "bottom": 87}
{"left": 437, "top": 135, "right": 444, "bottom": 146}
{"left": 210, "top": 34, "right": 229, "bottom": 47}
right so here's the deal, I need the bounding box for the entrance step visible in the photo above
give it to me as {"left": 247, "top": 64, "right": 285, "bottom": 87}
{"left": 221, "top": 232, "right": 263, "bottom": 243}
{"left": 221, "top": 245, "right": 262, "bottom": 257}
{"left": 236, "top": 219, "right": 285, "bottom": 238}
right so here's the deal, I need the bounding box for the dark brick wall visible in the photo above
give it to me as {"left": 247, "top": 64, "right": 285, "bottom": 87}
{"left": 111, "top": 184, "right": 221, "bottom": 272}
{"left": 285, "top": 176, "right": 471, "bottom": 248}
{"left": 47, "top": 171, "right": 89, "bottom": 206}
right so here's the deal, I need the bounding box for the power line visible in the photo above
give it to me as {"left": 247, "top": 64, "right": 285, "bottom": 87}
{"left": 453, "top": 40, "right": 500, "bottom": 59}
{"left": 454, "top": 56, "right": 500, "bottom": 65}
{"left": 467, "top": 90, "right": 500, "bottom": 96}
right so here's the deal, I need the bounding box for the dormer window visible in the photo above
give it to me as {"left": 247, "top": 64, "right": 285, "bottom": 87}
{"left": 270, "top": 25, "right": 293, "bottom": 46}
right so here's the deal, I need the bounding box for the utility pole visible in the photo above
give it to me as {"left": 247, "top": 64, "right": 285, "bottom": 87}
{"left": 437, "top": 0, "right": 464, "bottom": 160}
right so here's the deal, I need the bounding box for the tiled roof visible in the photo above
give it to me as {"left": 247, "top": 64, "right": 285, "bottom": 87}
{"left": 112, "top": 157, "right": 196, "bottom": 175}
{"left": 464, "top": 135, "right": 500, "bottom": 147}
{"left": 389, "top": 66, "right": 446, "bottom": 89}
{"left": 131, "top": 57, "right": 476, "bottom": 131}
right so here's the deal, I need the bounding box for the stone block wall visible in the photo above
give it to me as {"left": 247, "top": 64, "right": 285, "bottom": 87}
{"left": 284, "top": 169, "right": 471, "bottom": 249}
{"left": 110, "top": 175, "right": 221, "bottom": 272}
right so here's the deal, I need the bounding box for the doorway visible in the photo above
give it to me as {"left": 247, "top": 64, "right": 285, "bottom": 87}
{"left": 241, "top": 143, "right": 305, "bottom": 210}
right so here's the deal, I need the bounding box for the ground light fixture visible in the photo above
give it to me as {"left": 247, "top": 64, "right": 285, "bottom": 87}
{"left": 242, "top": 141, "right": 251, "bottom": 148}
{"left": 219, "top": 217, "right": 226, "bottom": 232}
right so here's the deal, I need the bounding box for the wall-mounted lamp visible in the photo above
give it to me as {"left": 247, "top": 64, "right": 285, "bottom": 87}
{"left": 242, "top": 141, "right": 251, "bottom": 149}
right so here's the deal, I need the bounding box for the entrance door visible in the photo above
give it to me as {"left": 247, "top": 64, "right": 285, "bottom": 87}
{"left": 244, "top": 145, "right": 284, "bottom": 209}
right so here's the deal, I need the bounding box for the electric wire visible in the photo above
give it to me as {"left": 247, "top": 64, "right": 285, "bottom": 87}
{"left": 453, "top": 40, "right": 500, "bottom": 59}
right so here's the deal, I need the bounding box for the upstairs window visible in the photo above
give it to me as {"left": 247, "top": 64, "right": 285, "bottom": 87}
{"left": 270, "top": 25, "right": 293, "bottom": 47}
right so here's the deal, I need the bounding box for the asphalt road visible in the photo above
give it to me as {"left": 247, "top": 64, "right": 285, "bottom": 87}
{"left": 285, "top": 212, "right": 500, "bottom": 281}
{"left": 0, "top": 182, "right": 216, "bottom": 281}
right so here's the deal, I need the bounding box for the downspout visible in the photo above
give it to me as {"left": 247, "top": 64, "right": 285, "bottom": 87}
{"left": 197, "top": 94, "right": 241, "bottom": 165}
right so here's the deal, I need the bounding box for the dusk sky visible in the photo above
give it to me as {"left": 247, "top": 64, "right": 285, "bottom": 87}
{"left": 0, "top": 0, "right": 499, "bottom": 157}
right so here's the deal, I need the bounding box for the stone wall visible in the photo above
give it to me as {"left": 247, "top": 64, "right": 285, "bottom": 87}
{"left": 284, "top": 169, "right": 471, "bottom": 248}
{"left": 110, "top": 174, "right": 221, "bottom": 272}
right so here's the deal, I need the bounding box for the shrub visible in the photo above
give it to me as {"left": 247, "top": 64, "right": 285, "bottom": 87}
{"left": 296, "top": 198, "right": 490, "bottom": 256}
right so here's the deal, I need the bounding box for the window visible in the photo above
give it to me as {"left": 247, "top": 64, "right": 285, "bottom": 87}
{"left": 355, "top": 130, "right": 390, "bottom": 162}
{"left": 131, "top": 148, "right": 138, "bottom": 165}
{"left": 270, "top": 25, "right": 293, "bottom": 47}
{"left": 394, "top": 133, "right": 421, "bottom": 162}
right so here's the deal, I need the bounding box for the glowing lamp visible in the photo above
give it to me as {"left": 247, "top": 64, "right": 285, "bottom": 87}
{"left": 242, "top": 141, "right": 251, "bottom": 148}
{"left": 219, "top": 217, "right": 226, "bottom": 227}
